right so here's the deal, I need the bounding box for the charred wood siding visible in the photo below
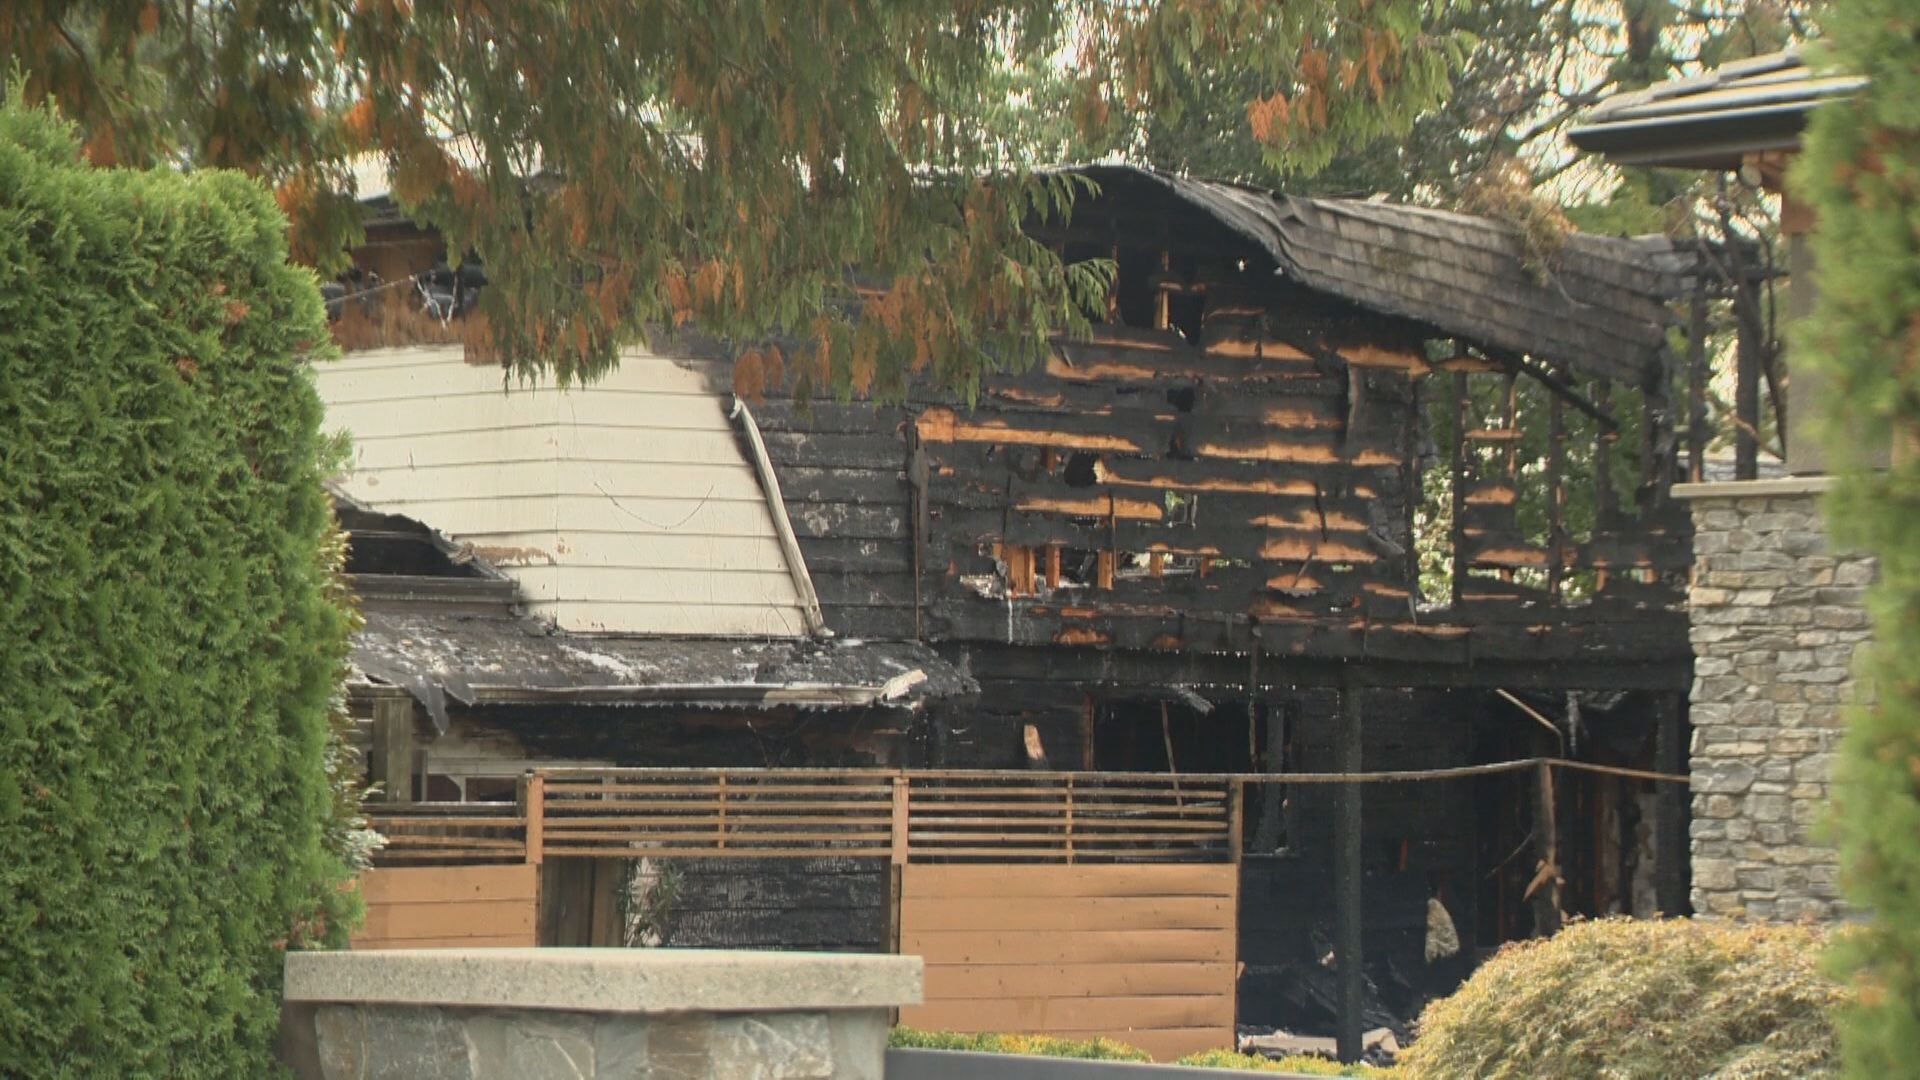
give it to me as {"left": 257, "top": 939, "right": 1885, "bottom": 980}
{"left": 754, "top": 191, "right": 1688, "bottom": 671}
{"left": 917, "top": 283, "right": 1428, "bottom": 656}
{"left": 754, "top": 402, "right": 919, "bottom": 640}
{"left": 655, "top": 857, "right": 887, "bottom": 953}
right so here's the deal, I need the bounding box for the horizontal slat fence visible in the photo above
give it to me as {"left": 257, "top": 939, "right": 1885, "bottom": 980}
{"left": 901, "top": 863, "right": 1239, "bottom": 1062}
{"left": 365, "top": 802, "right": 526, "bottom": 865}
{"left": 350, "top": 864, "right": 538, "bottom": 949}
{"left": 529, "top": 769, "right": 1238, "bottom": 864}
{"left": 538, "top": 772, "right": 898, "bottom": 859}
{"left": 908, "top": 774, "right": 1233, "bottom": 862}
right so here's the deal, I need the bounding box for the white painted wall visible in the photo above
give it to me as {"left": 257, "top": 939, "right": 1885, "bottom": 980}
{"left": 316, "top": 346, "right": 809, "bottom": 637}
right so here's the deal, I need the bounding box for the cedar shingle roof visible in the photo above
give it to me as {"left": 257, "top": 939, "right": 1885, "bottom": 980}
{"left": 1070, "top": 165, "right": 1689, "bottom": 385}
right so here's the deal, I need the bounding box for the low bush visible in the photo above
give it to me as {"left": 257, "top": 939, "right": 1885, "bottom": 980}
{"left": 1175, "top": 1048, "right": 1387, "bottom": 1075}
{"left": 1396, "top": 918, "right": 1846, "bottom": 1079}
{"left": 888, "top": 1028, "right": 1151, "bottom": 1061}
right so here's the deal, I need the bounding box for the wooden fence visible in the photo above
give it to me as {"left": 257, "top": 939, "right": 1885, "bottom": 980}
{"left": 350, "top": 863, "right": 538, "bottom": 949}
{"left": 362, "top": 769, "right": 1243, "bottom": 1060}
{"left": 357, "top": 760, "right": 1685, "bottom": 1062}
{"left": 364, "top": 801, "right": 526, "bottom": 864}
{"left": 528, "top": 769, "right": 1238, "bottom": 864}
{"left": 901, "top": 863, "right": 1239, "bottom": 1061}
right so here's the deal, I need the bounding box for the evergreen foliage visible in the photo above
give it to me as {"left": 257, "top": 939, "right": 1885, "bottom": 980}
{"left": 1397, "top": 919, "right": 1844, "bottom": 1080}
{"left": 0, "top": 2, "right": 1452, "bottom": 393}
{"left": 0, "top": 97, "right": 353, "bottom": 1075}
{"left": 1788, "top": 2, "right": 1920, "bottom": 1075}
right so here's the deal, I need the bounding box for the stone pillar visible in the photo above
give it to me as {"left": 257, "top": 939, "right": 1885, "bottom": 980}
{"left": 279, "top": 949, "right": 921, "bottom": 1080}
{"left": 1674, "top": 477, "right": 1870, "bottom": 921}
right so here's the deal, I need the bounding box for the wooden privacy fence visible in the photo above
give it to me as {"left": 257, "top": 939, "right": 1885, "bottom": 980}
{"left": 364, "top": 801, "right": 527, "bottom": 864}
{"left": 350, "top": 864, "right": 538, "bottom": 950}
{"left": 359, "top": 762, "right": 1688, "bottom": 1061}
{"left": 529, "top": 768, "right": 1239, "bottom": 864}
{"left": 900, "top": 863, "right": 1239, "bottom": 1061}
{"left": 520, "top": 768, "right": 1242, "bottom": 1062}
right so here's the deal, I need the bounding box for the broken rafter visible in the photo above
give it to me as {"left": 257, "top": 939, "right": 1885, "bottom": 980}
{"left": 1497, "top": 351, "right": 1620, "bottom": 434}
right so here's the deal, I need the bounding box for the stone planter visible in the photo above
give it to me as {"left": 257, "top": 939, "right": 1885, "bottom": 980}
{"left": 278, "top": 948, "right": 922, "bottom": 1079}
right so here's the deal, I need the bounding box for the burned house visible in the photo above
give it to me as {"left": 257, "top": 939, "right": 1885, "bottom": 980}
{"left": 319, "top": 163, "right": 1699, "bottom": 1041}
{"left": 751, "top": 165, "right": 1698, "bottom": 1026}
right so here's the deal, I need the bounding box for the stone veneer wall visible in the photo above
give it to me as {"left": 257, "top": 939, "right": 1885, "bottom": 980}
{"left": 1681, "top": 479, "right": 1871, "bottom": 921}
{"left": 279, "top": 948, "right": 919, "bottom": 1080}
{"left": 306, "top": 1004, "right": 883, "bottom": 1079}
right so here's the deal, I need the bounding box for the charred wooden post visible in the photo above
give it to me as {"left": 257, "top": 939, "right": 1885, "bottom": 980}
{"left": 1547, "top": 376, "right": 1566, "bottom": 601}
{"left": 1449, "top": 372, "right": 1469, "bottom": 608}
{"left": 1530, "top": 762, "right": 1562, "bottom": 936}
{"left": 1334, "top": 674, "right": 1364, "bottom": 1064}
{"left": 1729, "top": 240, "right": 1762, "bottom": 481}
{"left": 1654, "top": 692, "right": 1690, "bottom": 915}
{"left": 888, "top": 775, "right": 909, "bottom": 957}
{"left": 1687, "top": 283, "right": 1709, "bottom": 484}
{"left": 1594, "top": 380, "right": 1618, "bottom": 520}
{"left": 908, "top": 432, "right": 930, "bottom": 640}
{"left": 522, "top": 771, "right": 545, "bottom": 867}
{"left": 371, "top": 694, "right": 415, "bottom": 803}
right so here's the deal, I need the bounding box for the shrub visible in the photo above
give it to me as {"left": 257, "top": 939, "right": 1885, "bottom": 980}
{"left": 0, "top": 96, "right": 353, "bottom": 1075}
{"left": 1176, "top": 1048, "right": 1388, "bottom": 1075}
{"left": 1396, "top": 919, "right": 1846, "bottom": 1080}
{"left": 889, "top": 1028, "right": 1152, "bottom": 1061}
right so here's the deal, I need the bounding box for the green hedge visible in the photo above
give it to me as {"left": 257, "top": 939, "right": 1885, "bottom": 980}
{"left": 1396, "top": 918, "right": 1845, "bottom": 1080}
{"left": 0, "top": 97, "right": 352, "bottom": 1075}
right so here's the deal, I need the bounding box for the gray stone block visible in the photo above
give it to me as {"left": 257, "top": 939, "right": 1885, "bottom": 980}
{"left": 710, "top": 1014, "right": 833, "bottom": 1079}
{"left": 1697, "top": 762, "right": 1755, "bottom": 794}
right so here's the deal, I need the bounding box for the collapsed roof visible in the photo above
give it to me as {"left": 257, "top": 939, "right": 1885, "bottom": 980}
{"left": 335, "top": 492, "right": 973, "bottom": 729}
{"left": 1060, "top": 165, "right": 1691, "bottom": 386}
{"left": 353, "top": 609, "right": 972, "bottom": 730}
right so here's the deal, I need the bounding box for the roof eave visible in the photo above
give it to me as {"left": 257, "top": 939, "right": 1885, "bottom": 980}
{"left": 1568, "top": 108, "right": 1812, "bottom": 169}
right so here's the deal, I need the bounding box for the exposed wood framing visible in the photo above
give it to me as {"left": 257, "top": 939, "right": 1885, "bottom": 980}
{"left": 1450, "top": 372, "right": 1469, "bottom": 608}
{"left": 1508, "top": 352, "right": 1620, "bottom": 433}
{"left": 1654, "top": 692, "right": 1690, "bottom": 915}
{"left": 371, "top": 694, "right": 417, "bottom": 803}
{"left": 1334, "top": 677, "right": 1364, "bottom": 1064}
{"left": 1687, "top": 285, "right": 1709, "bottom": 483}
{"left": 754, "top": 186, "right": 1688, "bottom": 676}
{"left": 1530, "top": 762, "right": 1563, "bottom": 936}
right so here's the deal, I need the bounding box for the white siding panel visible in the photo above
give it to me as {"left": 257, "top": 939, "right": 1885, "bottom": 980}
{"left": 316, "top": 345, "right": 809, "bottom": 637}
{"left": 360, "top": 494, "right": 787, "bottom": 540}
{"left": 511, "top": 566, "right": 804, "bottom": 607}
{"left": 319, "top": 346, "right": 721, "bottom": 394}
{"left": 338, "top": 460, "right": 767, "bottom": 505}
{"left": 547, "top": 427, "right": 754, "bottom": 467}
{"left": 345, "top": 427, "right": 748, "bottom": 470}
{"left": 551, "top": 600, "right": 810, "bottom": 637}
{"left": 552, "top": 532, "right": 792, "bottom": 573}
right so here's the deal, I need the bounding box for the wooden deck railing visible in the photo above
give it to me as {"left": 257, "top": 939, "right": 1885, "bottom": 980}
{"left": 365, "top": 802, "right": 527, "bottom": 865}
{"left": 523, "top": 769, "right": 1240, "bottom": 864}
{"left": 365, "top": 760, "right": 1682, "bottom": 869}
